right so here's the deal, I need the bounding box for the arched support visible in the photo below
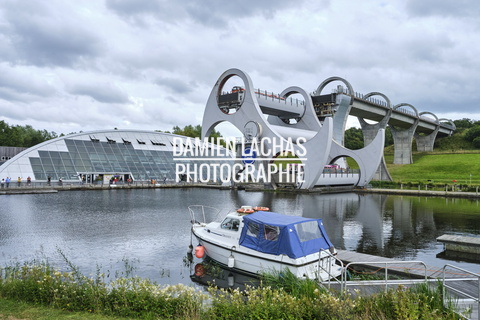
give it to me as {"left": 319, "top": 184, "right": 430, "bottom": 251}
{"left": 266, "top": 86, "right": 322, "bottom": 132}
{"left": 294, "top": 118, "right": 333, "bottom": 189}
{"left": 390, "top": 103, "right": 420, "bottom": 165}
{"left": 202, "top": 68, "right": 263, "bottom": 139}
{"left": 439, "top": 118, "right": 456, "bottom": 135}
{"left": 314, "top": 77, "right": 354, "bottom": 146}
{"left": 201, "top": 68, "right": 334, "bottom": 190}
{"left": 315, "top": 76, "right": 355, "bottom": 100}
{"left": 414, "top": 112, "right": 440, "bottom": 152}
{"left": 358, "top": 92, "right": 393, "bottom": 181}
{"left": 326, "top": 128, "right": 385, "bottom": 187}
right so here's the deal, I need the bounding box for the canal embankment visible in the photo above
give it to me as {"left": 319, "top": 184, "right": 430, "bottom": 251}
{"left": 356, "top": 187, "right": 480, "bottom": 199}
{"left": 2, "top": 181, "right": 480, "bottom": 199}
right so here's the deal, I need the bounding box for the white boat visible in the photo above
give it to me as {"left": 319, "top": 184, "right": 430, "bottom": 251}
{"left": 189, "top": 205, "right": 343, "bottom": 280}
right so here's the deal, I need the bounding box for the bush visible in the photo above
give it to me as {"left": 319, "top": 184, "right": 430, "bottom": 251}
{"left": 0, "top": 260, "right": 462, "bottom": 319}
{"left": 465, "top": 126, "right": 480, "bottom": 142}
{"left": 473, "top": 137, "right": 480, "bottom": 149}
{"left": 0, "top": 261, "right": 206, "bottom": 319}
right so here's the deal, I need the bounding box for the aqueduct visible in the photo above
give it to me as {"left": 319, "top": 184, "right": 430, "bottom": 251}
{"left": 201, "top": 68, "right": 455, "bottom": 190}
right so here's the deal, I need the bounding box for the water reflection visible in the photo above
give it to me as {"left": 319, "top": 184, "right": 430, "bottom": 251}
{"left": 0, "top": 188, "right": 479, "bottom": 288}
{"left": 190, "top": 260, "right": 259, "bottom": 291}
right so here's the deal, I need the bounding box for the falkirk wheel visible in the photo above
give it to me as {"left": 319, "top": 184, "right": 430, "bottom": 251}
{"left": 201, "top": 68, "right": 384, "bottom": 190}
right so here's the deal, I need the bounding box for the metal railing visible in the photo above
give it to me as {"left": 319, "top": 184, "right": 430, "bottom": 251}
{"left": 318, "top": 249, "right": 345, "bottom": 289}
{"left": 0, "top": 179, "right": 190, "bottom": 190}
{"left": 342, "top": 260, "right": 428, "bottom": 293}
{"left": 188, "top": 205, "right": 222, "bottom": 225}
{"left": 442, "top": 264, "right": 480, "bottom": 320}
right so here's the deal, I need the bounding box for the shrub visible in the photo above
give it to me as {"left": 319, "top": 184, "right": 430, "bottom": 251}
{"left": 0, "top": 261, "right": 206, "bottom": 319}
{"left": 465, "top": 126, "right": 480, "bottom": 142}
{"left": 0, "top": 260, "right": 462, "bottom": 319}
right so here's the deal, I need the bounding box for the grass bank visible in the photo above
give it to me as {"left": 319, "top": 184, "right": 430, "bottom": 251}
{"left": 0, "top": 260, "right": 463, "bottom": 320}
{"left": 380, "top": 151, "right": 480, "bottom": 187}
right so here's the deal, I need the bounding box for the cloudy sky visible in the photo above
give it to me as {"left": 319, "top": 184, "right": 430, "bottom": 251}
{"left": 0, "top": 0, "right": 479, "bottom": 136}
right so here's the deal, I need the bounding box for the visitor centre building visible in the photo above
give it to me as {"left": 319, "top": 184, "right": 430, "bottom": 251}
{"left": 0, "top": 129, "right": 234, "bottom": 184}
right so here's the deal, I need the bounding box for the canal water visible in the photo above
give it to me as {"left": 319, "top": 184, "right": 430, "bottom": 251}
{"left": 0, "top": 188, "right": 479, "bottom": 287}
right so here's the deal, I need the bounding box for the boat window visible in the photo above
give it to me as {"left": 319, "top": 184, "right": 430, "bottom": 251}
{"left": 246, "top": 222, "right": 260, "bottom": 237}
{"left": 221, "top": 217, "right": 240, "bottom": 231}
{"left": 295, "top": 221, "right": 323, "bottom": 242}
{"left": 264, "top": 225, "right": 279, "bottom": 241}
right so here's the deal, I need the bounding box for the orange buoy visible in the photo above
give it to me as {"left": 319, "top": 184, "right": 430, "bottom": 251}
{"left": 237, "top": 208, "right": 254, "bottom": 214}
{"left": 195, "top": 245, "right": 205, "bottom": 258}
{"left": 253, "top": 206, "right": 269, "bottom": 212}
{"left": 194, "top": 263, "right": 205, "bottom": 277}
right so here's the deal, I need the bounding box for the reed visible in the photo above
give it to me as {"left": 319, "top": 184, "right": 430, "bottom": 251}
{"left": 0, "top": 258, "right": 206, "bottom": 319}
{"left": 0, "top": 259, "right": 462, "bottom": 319}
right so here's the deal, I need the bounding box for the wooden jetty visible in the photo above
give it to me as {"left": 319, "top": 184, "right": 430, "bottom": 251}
{"left": 327, "top": 250, "right": 480, "bottom": 320}
{"left": 437, "top": 234, "right": 480, "bottom": 256}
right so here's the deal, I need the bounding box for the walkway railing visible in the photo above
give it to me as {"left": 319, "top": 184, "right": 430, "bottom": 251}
{"left": 0, "top": 179, "right": 187, "bottom": 190}
{"left": 341, "top": 260, "right": 428, "bottom": 293}
{"left": 318, "top": 250, "right": 344, "bottom": 289}
{"left": 442, "top": 264, "right": 480, "bottom": 320}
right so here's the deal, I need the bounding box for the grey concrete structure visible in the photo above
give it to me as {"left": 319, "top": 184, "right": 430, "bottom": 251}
{"left": 414, "top": 112, "right": 440, "bottom": 152}
{"left": 390, "top": 103, "right": 420, "bottom": 164}
{"left": 310, "top": 86, "right": 455, "bottom": 168}
{"left": 201, "top": 68, "right": 455, "bottom": 188}
{"left": 357, "top": 92, "right": 392, "bottom": 181}
{"left": 202, "top": 68, "right": 385, "bottom": 189}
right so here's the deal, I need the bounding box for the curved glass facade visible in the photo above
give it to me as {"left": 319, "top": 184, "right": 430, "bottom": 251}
{"left": 0, "top": 130, "right": 234, "bottom": 183}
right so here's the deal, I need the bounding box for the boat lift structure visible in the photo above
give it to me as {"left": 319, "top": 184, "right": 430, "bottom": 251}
{"left": 202, "top": 68, "right": 384, "bottom": 190}
{"left": 201, "top": 69, "right": 455, "bottom": 190}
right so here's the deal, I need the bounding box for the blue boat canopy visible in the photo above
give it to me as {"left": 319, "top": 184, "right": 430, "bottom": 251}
{"left": 239, "top": 211, "right": 334, "bottom": 259}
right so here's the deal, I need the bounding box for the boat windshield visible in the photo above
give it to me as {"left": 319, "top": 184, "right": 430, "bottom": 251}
{"left": 221, "top": 217, "right": 240, "bottom": 231}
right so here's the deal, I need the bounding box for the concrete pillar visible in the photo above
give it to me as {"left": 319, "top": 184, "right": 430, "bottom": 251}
{"left": 390, "top": 104, "right": 420, "bottom": 165}
{"left": 390, "top": 125, "right": 417, "bottom": 164}
{"left": 415, "top": 131, "right": 438, "bottom": 152}
{"left": 414, "top": 112, "right": 440, "bottom": 152}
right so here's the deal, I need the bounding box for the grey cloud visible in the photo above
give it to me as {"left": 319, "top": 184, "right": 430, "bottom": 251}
{"left": 405, "top": 0, "right": 480, "bottom": 18}
{"left": 0, "top": 64, "right": 56, "bottom": 101}
{"left": 105, "top": 0, "right": 180, "bottom": 26}
{"left": 107, "top": 0, "right": 310, "bottom": 27}
{"left": 2, "top": 1, "right": 104, "bottom": 67}
{"left": 154, "top": 77, "right": 197, "bottom": 94}
{"left": 68, "top": 82, "right": 130, "bottom": 104}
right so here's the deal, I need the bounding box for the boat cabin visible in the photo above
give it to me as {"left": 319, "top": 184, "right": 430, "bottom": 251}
{"left": 232, "top": 211, "right": 334, "bottom": 258}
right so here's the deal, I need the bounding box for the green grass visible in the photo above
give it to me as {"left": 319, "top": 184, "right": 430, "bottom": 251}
{"left": 384, "top": 151, "right": 480, "bottom": 185}
{"left": 0, "top": 260, "right": 462, "bottom": 320}
{"left": 0, "top": 298, "right": 124, "bottom": 320}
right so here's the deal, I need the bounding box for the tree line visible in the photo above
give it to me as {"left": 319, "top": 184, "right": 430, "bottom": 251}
{"left": 0, "top": 121, "right": 58, "bottom": 148}
{"left": 344, "top": 118, "right": 480, "bottom": 151}
{"left": 1, "top": 118, "right": 480, "bottom": 150}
